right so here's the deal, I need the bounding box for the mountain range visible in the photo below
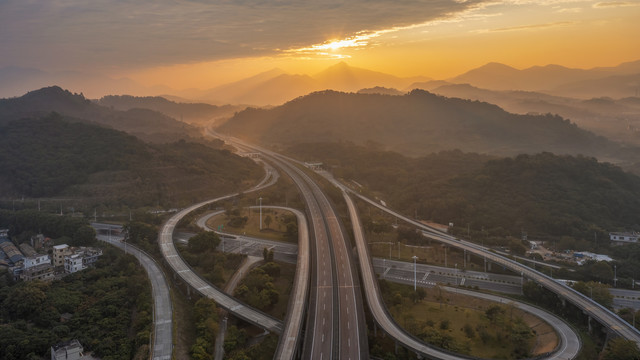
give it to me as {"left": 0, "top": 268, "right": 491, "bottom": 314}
{"left": 95, "top": 95, "right": 243, "bottom": 126}
{"left": 410, "top": 83, "right": 640, "bottom": 147}
{"left": 2, "top": 60, "right": 638, "bottom": 106}
{"left": 446, "top": 60, "right": 640, "bottom": 98}
{"left": 0, "top": 86, "right": 200, "bottom": 143}
{"left": 216, "top": 89, "right": 623, "bottom": 159}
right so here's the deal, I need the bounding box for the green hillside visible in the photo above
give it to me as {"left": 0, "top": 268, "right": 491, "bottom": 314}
{"left": 0, "top": 86, "right": 201, "bottom": 143}
{"left": 219, "top": 89, "right": 617, "bottom": 157}
{"left": 288, "top": 143, "right": 640, "bottom": 241}
{"left": 0, "top": 114, "right": 261, "bottom": 207}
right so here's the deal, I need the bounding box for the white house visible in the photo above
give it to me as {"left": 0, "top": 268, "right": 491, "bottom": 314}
{"left": 24, "top": 254, "right": 51, "bottom": 269}
{"left": 64, "top": 254, "right": 85, "bottom": 274}
{"left": 609, "top": 232, "right": 639, "bottom": 244}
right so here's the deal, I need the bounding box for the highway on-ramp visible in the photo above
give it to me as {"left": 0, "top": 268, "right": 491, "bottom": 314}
{"left": 332, "top": 171, "right": 640, "bottom": 349}
{"left": 95, "top": 225, "right": 173, "bottom": 360}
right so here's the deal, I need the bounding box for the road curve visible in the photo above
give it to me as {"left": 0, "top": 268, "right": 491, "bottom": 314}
{"left": 344, "top": 192, "right": 581, "bottom": 360}
{"left": 446, "top": 287, "right": 581, "bottom": 360}
{"left": 95, "top": 227, "right": 173, "bottom": 360}
{"left": 337, "top": 174, "right": 640, "bottom": 349}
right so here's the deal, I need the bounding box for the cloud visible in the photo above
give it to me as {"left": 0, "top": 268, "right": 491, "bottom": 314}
{"left": 0, "top": 0, "right": 489, "bottom": 71}
{"left": 481, "top": 20, "right": 575, "bottom": 32}
{"left": 593, "top": 1, "right": 640, "bottom": 7}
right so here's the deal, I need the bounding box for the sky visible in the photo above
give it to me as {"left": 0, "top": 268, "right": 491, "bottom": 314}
{"left": 1, "top": 0, "right": 639, "bottom": 90}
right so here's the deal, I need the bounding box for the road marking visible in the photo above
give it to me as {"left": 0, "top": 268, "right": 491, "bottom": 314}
{"left": 422, "top": 273, "right": 429, "bottom": 281}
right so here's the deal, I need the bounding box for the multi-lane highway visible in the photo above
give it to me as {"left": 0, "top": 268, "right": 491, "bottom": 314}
{"left": 220, "top": 134, "right": 368, "bottom": 359}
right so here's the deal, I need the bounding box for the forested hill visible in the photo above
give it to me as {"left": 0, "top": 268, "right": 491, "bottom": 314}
{"left": 301, "top": 142, "right": 640, "bottom": 241}
{"left": 422, "top": 152, "right": 640, "bottom": 240}
{"left": 0, "top": 114, "right": 261, "bottom": 206}
{"left": 0, "top": 86, "right": 201, "bottom": 143}
{"left": 95, "top": 95, "right": 242, "bottom": 125}
{"left": 218, "top": 89, "right": 619, "bottom": 158}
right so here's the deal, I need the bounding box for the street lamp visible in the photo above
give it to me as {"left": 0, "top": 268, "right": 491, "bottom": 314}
{"left": 455, "top": 263, "right": 458, "bottom": 286}
{"left": 413, "top": 256, "right": 418, "bottom": 291}
{"left": 259, "top": 197, "right": 263, "bottom": 230}
{"left": 614, "top": 264, "right": 617, "bottom": 288}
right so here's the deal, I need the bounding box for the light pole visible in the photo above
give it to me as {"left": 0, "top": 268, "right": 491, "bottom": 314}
{"left": 259, "top": 197, "right": 263, "bottom": 230}
{"left": 614, "top": 264, "right": 617, "bottom": 288}
{"left": 455, "top": 263, "right": 458, "bottom": 287}
{"left": 383, "top": 258, "right": 386, "bottom": 278}
{"left": 413, "top": 256, "right": 418, "bottom": 291}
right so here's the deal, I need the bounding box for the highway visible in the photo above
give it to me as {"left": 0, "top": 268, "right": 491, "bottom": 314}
{"left": 159, "top": 195, "right": 283, "bottom": 333}
{"left": 344, "top": 192, "right": 581, "bottom": 359}
{"left": 331, "top": 171, "right": 640, "bottom": 348}
{"left": 220, "top": 134, "right": 368, "bottom": 359}
{"left": 94, "top": 224, "right": 173, "bottom": 360}
{"left": 214, "top": 255, "right": 263, "bottom": 360}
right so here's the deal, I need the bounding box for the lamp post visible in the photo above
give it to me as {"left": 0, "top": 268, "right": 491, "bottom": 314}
{"left": 259, "top": 197, "right": 263, "bottom": 230}
{"left": 614, "top": 264, "right": 617, "bottom": 288}
{"left": 383, "top": 258, "right": 386, "bottom": 278}
{"left": 413, "top": 256, "right": 418, "bottom": 291}
{"left": 455, "top": 263, "right": 458, "bottom": 287}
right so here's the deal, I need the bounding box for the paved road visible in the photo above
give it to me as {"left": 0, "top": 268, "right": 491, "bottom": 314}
{"left": 609, "top": 288, "right": 640, "bottom": 310}
{"left": 374, "top": 258, "right": 523, "bottom": 295}
{"left": 344, "top": 193, "right": 582, "bottom": 360}
{"left": 196, "top": 205, "right": 312, "bottom": 360}
{"left": 222, "top": 134, "right": 368, "bottom": 359}
{"left": 446, "top": 287, "right": 581, "bottom": 360}
{"left": 157, "top": 175, "right": 284, "bottom": 333}
{"left": 335, "top": 174, "right": 640, "bottom": 348}
{"left": 94, "top": 225, "right": 173, "bottom": 360}
{"left": 214, "top": 256, "right": 263, "bottom": 360}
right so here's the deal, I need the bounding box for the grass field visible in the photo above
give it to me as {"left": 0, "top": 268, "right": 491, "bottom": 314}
{"left": 384, "top": 284, "right": 556, "bottom": 359}
{"left": 206, "top": 208, "right": 297, "bottom": 243}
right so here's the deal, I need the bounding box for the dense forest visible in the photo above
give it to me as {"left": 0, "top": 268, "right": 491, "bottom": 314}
{"left": 0, "top": 248, "right": 152, "bottom": 360}
{"left": 0, "top": 86, "right": 200, "bottom": 143}
{"left": 0, "top": 209, "right": 95, "bottom": 246}
{"left": 0, "top": 114, "right": 261, "bottom": 208}
{"left": 288, "top": 143, "right": 640, "bottom": 242}
{"left": 219, "top": 89, "right": 620, "bottom": 158}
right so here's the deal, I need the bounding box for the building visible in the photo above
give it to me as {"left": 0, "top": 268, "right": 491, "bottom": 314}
{"left": 19, "top": 243, "right": 37, "bottom": 257}
{"left": 609, "top": 232, "right": 639, "bottom": 244}
{"left": 30, "top": 234, "right": 47, "bottom": 250}
{"left": 62, "top": 247, "right": 102, "bottom": 274}
{"left": 77, "top": 247, "right": 103, "bottom": 267}
{"left": 24, "top": 253, "right": 51, "bottom": 269}
{"left": 51, "top": 339, "right": 92, "bottom": 360}
{"left": 64, "top": 254, "right": 85, "bottom": 274}
{"left": 53, "top": 244, "right": 72, "bottom": 267}
{"left": 0, "top": 239, "right": 24, "bottom": 266}
{"left": 20, "top": 262, "right": 55, "bottom": 282}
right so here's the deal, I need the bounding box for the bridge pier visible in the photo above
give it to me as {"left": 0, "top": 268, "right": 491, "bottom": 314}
{"left": 588, "top": 315, "right": 592, "bottom": 333}
{"left": 395, "top": 340, "right": 399, "bottom": 355}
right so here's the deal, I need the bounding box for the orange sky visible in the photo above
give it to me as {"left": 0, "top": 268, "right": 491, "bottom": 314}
{"left": 128, "top": 1, "right": 640, "bottom": 89}
{"left": 1, "top": 0, "right": 639, "bottom": 92}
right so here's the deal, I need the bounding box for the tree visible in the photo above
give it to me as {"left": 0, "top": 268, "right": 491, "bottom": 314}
{"left": 485, "top": 305, "right": 505, "bottom": 324}
{"left": 601, "top": 338, "right": 640, "bottom": 360}
{"left": 188, "top": 231, "right": 220, "bottom": 253}
{"left": 72, "top": 225, "right": 96, "bottom": 246}
{"left": 572, "top": 281, "right": 613, "bottom": 308}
